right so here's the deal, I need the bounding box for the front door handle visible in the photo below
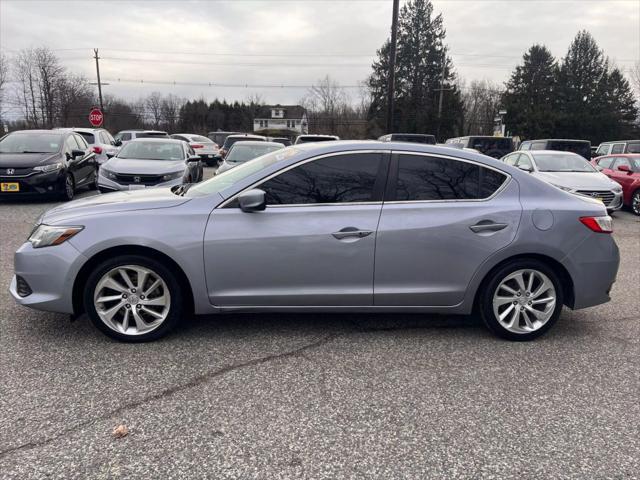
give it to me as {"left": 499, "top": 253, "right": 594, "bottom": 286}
{"left": 332, "top": 227, "right": 373, "bottom": 240}
{"left": 469, "top": 222, "right": 509, "bottom": 233}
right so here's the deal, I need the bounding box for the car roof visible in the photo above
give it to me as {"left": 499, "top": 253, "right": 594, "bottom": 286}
{"left": 519, "top": 150, "right": 583, "bottom": 155}
{"left": 298, "top": 134, "right": 338, "bottom": 137}
{"left": 597, "top": 153, "right": 640, "bottom": 157}
{"left": 227, "top": 134, "right": 265, "bottom": 138}
{"left": 528, "top": 139, "right": 590, "bottom": 143}
{"left": 11, "top": 129, "right": 64, "bottom": 134}
{"left": 599, "top": 140, "right": 640, "bottom": 144}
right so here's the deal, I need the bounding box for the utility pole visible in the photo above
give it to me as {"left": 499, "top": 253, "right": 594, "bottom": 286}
{"left": 435, "top": 52, "right": 453, "bottom": 140}
{"left": 386, "top": 0, "right": 400, "bottom": 134}
{"left": 93, "top": 48, "right": 104, "bottom": 112}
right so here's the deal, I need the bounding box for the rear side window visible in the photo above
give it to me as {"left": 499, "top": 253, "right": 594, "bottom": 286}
{"left": 260, "top": 153, "right": 383, "bottom": 205}
{"left": 395, "top": 155, "right": 506, "bottom": 201}
{"left": 627, "top": 143, "right": 640, "bottom": 153}
{"left": 611, "top": 144, "right": 625, "bottom": 154}
{"left": 77, "top": 132, "right": 95, "bottom": 144}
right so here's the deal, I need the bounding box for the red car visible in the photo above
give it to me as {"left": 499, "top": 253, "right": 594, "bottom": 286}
{"left": 592, "top": 154, "right": 640, "bottom": 215}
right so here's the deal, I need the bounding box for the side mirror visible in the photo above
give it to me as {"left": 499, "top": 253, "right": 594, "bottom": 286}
{"left": 106, "top": 152, "right": 116, "bottom": 159}
{"left": 518, "top": 165, "right": 533, "bottom": 173}
{"left": 617, "top": 164, "right": 631, "bottom": 173}
{"left": 71, "top": 149, "right": 85, "bottom": 159}
{"left": 187, "top": 155, "right": 201, "bottom": 163}
{"left": 237, "top": 189, "right": 266, "bottom": 212}
{"left": 113, "top": 139, "right": 122, "bottom": 147}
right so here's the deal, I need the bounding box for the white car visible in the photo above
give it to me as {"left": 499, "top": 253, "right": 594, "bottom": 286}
{"left": 294, "top": 134, "right": 339, "bottom": 144}
{"left": 55, "top": 127, "right": 119, "bottom": 165}
{"left": 216, "top": 141, "right": 284, "bottom": 175}
{"left": 502, "top": 150, "right": 623, "bottom": 211}
{"left": 171, "top": 134, "right": 219, "bottom": 166}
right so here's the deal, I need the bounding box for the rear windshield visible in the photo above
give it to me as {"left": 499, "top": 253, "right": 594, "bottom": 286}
{"left": 187, "top": 135, "right": 213, "bottom": 143}
{"left": 296, "top": 136, "right": 337, "bottom": 143}
{"left": 470, "top": 137, "right": 513, "bottom": 150}
{"left": 0, "top": 132, "right": 63, "bottom": 153}
{"left": 117, "top": 141, "right": 184, "bottom": 161}
{"left": 137, "top": 132, "right": 169, "bottom": 139}
{"left": 76, "top": 132, "right": 95, "bottom": 144}
{"left": 627, "top": 143, "right": 640, "bottom": 153}
{"left": 546, "top": 141, "right": 591, "bottom": 158}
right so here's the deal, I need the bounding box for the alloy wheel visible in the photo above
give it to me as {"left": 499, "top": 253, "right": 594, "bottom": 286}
{"left": 65, "top": 174, "right": 74, "bottom": 200}
{"left": 93, "top": 265, "right": 171, "bottom": 336}
{"left": 633, "top": 191, "right": 640, "bottom": 216}
{"left": 492, "top": 269, "right": 556, "bottom": 334}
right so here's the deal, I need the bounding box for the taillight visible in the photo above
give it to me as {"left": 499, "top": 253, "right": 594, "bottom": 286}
{"left": 192, "top": 144, "right": 203, "bottom": 149}
{"left": 580, "top": 216, "right": 613, "bottom": 233}
{"left": 92, "top": 146, "right": 103, "bottom": 154}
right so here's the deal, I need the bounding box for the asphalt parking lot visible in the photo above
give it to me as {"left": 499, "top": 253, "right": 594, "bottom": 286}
{"left": 0, "top": 168, "right": 638, "bottom": 479}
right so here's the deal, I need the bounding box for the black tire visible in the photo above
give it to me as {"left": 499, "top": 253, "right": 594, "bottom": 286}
{"left": 83, "top": 255, "right": 184, "bottom": 342}
{"left": 60, "top": 173, "right": 75, "bottom": 201}
{"left": 89, "top": 167, "right": 99, "bottom": 190}
{"left": 478, "top": 258, "right": 564, "bottom": 341}
{"left": 631, "top": 190, "right": 640, "bottom": 216}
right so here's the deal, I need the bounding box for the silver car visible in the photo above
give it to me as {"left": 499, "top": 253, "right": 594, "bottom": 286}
{"left": 502, "top": 150, "right": 623, "bottom": 211}
{"left": 11, "top": 142, "right": 619, "bottom": 342}
{"left": 56, "top": 128, "right": 119, "bottom": 165}
{"left": 216, "top": 141, "right": 285, "bottom": 175}
{"left": 170, "top": 134, "right": 220, "bottom": 166}
{"left": 97, "top": 138, "right": 203, "bottom": 193}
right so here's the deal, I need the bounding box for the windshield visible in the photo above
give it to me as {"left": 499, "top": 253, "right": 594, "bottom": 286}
{"left": 226, "top": 144, "right": 284, "bottom": 163}
{"left": 223, "top": 137, "right": 265, "bottom": 149}
{"left": 0, "top": 132, "right": 63, "bottom": 153}
{"left": 186, "top": 147, "right": 299, "bottom": 198}
{"left": 187, "top": 135, "right": 213, "bottom": 143}
{"left": 117, "top": 141, "right": 185, "bottom": 161}
{"left": 533, "top": 153, "right": 596, "bottom": 172}
{"left": 296, "top": 136, "right": 337, "bottom": 143}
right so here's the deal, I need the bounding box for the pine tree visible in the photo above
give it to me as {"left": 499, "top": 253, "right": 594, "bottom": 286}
{"left": 367, "top": 0, "right": 462, "bottom": 139}
{"left": 502, "top": 45, "right": 558, "bottom": 139}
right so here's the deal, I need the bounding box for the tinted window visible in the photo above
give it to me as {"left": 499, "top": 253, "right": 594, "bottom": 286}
{"left": 546, "top": 140, "right": 591, "bottom": 159}
{"left": 611, "top": 144, "right": 625, "bottom": 154}
{"left": 137, "top": 132, "right": 169, "bottom": 139}
{"left": 260, "top": 153, "right": 382, "bottom": 205}
{"left": 391, "top": 134, "right": 436, "bottom": 144}
{"left": 480, "top": 168, "right": 508, "bottom": 198}
{"left": 597, "top": 157, "right": 613, "bottom": 169}
{"left": 76, "top": 131, "right": 95, "bottom": 144}
{"left": 223, "top": 137, "right": 265, "bottom": 149}
{"left": 627, "top": 143, "right": 640, "bottom": 154}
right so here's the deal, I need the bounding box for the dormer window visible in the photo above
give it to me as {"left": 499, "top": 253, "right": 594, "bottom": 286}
{"left": 271, "top": 109, "right": 284, "bottom": 118}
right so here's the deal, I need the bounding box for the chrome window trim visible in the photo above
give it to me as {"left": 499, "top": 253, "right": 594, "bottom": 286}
{"left": 218, "top": 149, "right": 388, "bottom": 209}
{"left": 385, "top": 150, "right": 512, "bottom": 205}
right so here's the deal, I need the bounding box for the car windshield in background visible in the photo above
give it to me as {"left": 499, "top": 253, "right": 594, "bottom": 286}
{"left": 137, "top": 132, "right": 169, "bottom": 139}
{"left": 186, "top": 147, "right": 299, "bottom": 197}
{"left": 187, "top": 135, "right": 213, "bottom": 143}
{"left": 394, "top": 134, "right": 436, "bottom": 144}
{"left": 0, "top": 133, "right": 63, "bottom": 153}
{"left": 297, "top": 136, "right": 336, "bottom": 143}
{"left": 118, "top": 142, "right": 184, "bottom": 161}
{"left": 546, "top": 141, "right": 590, "bottom": 158}
{"left": 471, "top": 138, "right": 512, "bottom": 150}
{"left": 223, "top": 137, "right": 265, "bottom": 149}
{"left": 226, "top": 144, "right": 284, "bottom": 163}
{"left": 76, "top": 132, "right": 95, "bottom": 144}
{"left": 533, "top": 153, "right": 596, "bottom": 172}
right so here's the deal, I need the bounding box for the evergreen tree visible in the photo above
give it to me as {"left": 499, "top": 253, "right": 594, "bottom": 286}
{"left": 602, "top": 68, "right": 638, "bottom": 139}
{"left": 502, "top": 45, "right": 558, "bottom": 139}
{"left": 367, "top": 0, "right": 462, "bottom": 139}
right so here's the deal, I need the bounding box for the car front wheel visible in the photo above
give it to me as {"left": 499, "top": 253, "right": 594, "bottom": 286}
{"left": 83, "top": 255, "right": 183, "bottom": 342}
{"left": 479, "top": 259, "right": 563, "bottom": 341}
{"left": 632, "top": 190, "right": 640, "bottom": 216}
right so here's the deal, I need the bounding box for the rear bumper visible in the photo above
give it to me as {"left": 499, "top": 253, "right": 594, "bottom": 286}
{"left": 562, "top": 233, "right": 620, "bottom": 309}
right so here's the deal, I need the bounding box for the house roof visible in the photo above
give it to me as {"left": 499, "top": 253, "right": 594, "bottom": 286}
{"left": 255, "top": 105, "right": 306, "bottom": 120}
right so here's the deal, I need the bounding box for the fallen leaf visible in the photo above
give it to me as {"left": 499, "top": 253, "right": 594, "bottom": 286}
{"left": 112, "top": 424, "right": 128, "bottom": 438}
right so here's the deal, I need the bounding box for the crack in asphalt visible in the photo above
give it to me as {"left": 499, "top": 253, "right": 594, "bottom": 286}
{"left": 0, "top": 333, "right": 341, "bottom": 460}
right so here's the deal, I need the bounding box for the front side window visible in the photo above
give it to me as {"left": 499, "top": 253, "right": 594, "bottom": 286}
{"left": 597, "top": 157, "right": 614, "bottom": 169}
{"left": 395, "top": 155, "right": 506, "bottom": 201}
{"left": 74, "top": 134, "right": 89, "bottom": 149}
{"left": 260, "top": 153, "right": 383, "bottom": 205}
{"left": 503, "top": 154, "right": 520, "bottom": 166}
{"left": 613, "top": 157, "right": 631, "bottom": 169}
{"left": 595, "top": 144, "right": 609, "bottom": 155}
{"left": 517, "top": 154, "right": 533, "bottom": 170}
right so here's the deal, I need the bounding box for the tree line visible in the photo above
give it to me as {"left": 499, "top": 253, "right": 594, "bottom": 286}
{"left": 0, "top": 0, "right": 638, "bottom": 143}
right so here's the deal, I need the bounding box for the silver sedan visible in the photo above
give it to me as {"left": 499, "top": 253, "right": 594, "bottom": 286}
{"left": 11, "top": 141, "right": 619, "bottom": 342}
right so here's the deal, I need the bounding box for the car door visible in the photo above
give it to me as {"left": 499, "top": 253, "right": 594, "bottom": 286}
{"left": 71, "top": 134, "right": 95, "bottom": 185}
{"left": 203, "top": 151, "right": 388, "bottom": 307}
{"left": 374, "top": 152, "right": 521, "bottom": 306}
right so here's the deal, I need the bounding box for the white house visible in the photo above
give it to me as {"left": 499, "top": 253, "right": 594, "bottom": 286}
{"left": 253, "top": 105, "right": 308, "bottom": 135}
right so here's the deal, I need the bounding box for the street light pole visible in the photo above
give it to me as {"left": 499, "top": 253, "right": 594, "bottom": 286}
{"left": 93, "top": 48, "right": 104, "bottom": 112}
{"left": 386, "top": 0, "right": 400, "bottom": 134}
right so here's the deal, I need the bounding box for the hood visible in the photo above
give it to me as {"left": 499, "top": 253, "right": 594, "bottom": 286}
{"left": 534, "top": 171, "right": 619, "bottom": 190}
{"left": 102, "top": 157, "right": 186, "bottom": 175}
{"left": 0, "top": 152, "right": 59, "bottom": 168}
{"left": 42, "top": 187, "right": 191, "bottom": 224}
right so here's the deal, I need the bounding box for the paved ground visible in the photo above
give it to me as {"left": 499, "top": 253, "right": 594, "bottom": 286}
{"left": 0, "top": 169, "right": 638, "bottom": 479}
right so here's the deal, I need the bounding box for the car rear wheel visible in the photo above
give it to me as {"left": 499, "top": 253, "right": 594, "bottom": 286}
{"left": 83, "top": 255, "right": 183, "bottom": 342}
{"left": 479, "top": 259, "right": 563, "bottom": 341}
{"left": 632, "top": 190, "right": 640, "bottom": 216}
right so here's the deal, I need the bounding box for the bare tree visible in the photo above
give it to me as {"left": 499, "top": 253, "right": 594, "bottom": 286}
{"left": 459, "top": 79, "right": 503, "bottom": 136}
{"left": 630, "top": 61, "right": 640, "bottom": 102}
{"left": 56, "top": 73, "right": 94, "bottom": 127}
{"left": 145, "top": 91, "right": 163, "bottom": 128}
{"left": 13, "top": 48, "right": 40, "bottom": 127}
{"left": 0, "top": 52, "right": 7, "bottom": 126}
{"left": 160, "top": 94, "right": 184, "bottom": 132}
{"left": 34, "top": 47, "right": 64, "bottom": 128}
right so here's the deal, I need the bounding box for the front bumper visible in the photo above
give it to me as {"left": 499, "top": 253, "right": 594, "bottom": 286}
{"left": 97, "top": 172, "right": 184, "bottom": 192}
{"left": 0, "top": 170, "right": 65, "bottom": 196}
{"left": 10, "top": 240, "right": 87, "bottom": 314}
{"left": 606, "top": 192, "right": 623, "bottom": 212}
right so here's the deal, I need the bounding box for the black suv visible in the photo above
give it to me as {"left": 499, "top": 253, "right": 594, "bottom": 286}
{"left": 519, "top": 139, "right": 591, "bottom": 160}
{"left": 445, "top": 136, "right": 514, "bottom": 158}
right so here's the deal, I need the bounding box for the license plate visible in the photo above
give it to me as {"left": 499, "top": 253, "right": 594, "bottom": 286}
{"left": 128, "top": 184, "right": 145, "bottom": 190}
{"left": 1, "top": 182, "right": 19, "bottom": 192}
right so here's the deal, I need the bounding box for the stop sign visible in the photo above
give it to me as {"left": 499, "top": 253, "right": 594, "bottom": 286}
{"left": 89, "top": 108, "right": 103, "bottom": 127}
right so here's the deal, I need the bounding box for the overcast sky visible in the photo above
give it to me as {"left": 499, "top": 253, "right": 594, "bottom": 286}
{"left": 1, "top": 0, "right": 638, "bottom": 113}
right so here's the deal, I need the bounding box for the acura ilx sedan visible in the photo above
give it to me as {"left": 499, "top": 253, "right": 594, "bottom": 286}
{"left": 98, "top": 138, "right": 203, "bottom": 192}
{"left": 11, "top": 142, "right": 619, "bottom": 342}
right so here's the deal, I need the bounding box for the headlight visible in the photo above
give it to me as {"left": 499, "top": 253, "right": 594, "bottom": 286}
{"left": 611, "top": 184, "right": 622, "bottom": 193}
{"left": 100, "top": 167, "right": 118, "bottom": 181}
{"left": 33, "top": 162, "right": 63, "bottom": 173}
{"left": 550, "top": 183, "right": 574, "bottom": 193}
{"left": 162, "top": 171, "right": 184, "bottom": 181}
{"left": 28, "top": 224, "right": 84, "bottom": 248}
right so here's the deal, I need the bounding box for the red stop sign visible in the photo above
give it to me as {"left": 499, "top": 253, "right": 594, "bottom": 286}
{"left": 89, "top": 108, "right": 103, "bottom": 127}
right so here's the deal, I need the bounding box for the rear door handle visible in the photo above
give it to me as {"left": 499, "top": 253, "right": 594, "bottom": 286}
{"left": 469, "top": 222, "right": 509, "bottom": 233}
{"left": 332, "top": 227, "right": 373, "bottom": 240}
